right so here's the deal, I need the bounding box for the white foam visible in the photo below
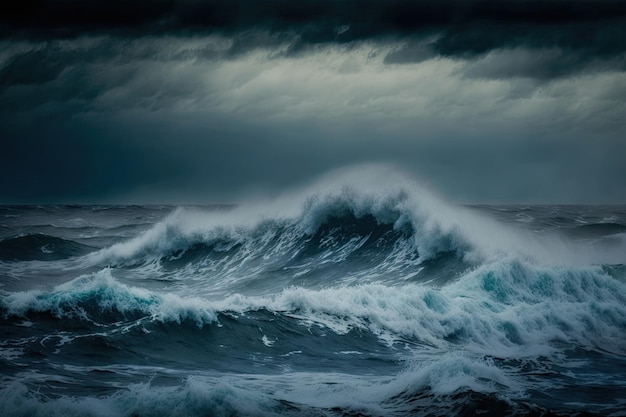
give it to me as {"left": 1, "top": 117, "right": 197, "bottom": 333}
{"left": 0, "top": 347, "right": 23, "bottom": 361}
{"left": 0, "top": 367, "right": 464, "bottom": 417}
{"left": 3, "top": 259, "right": 626, "bottom": 360}
{"left": 1, "top": 269, "right": 217, "bottom": 326}
{"left": 208, "top": 258, "right": 626, "bottom": 358}
{"left": 0, "top": 377, "right": 282, "bottom": 417}
{"left": 261, "top": 335, "right": 275, "bottom": 347}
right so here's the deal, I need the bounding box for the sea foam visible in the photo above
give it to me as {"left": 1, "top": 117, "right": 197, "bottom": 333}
{"left": 4, "top": 257, "right": 625, "bottom": 358}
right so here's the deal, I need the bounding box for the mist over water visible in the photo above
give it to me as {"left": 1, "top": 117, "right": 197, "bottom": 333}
{"left": 2, "top": 166, "right": 626, "bottom": 416}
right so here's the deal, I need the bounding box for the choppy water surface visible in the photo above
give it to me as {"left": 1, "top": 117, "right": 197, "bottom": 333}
{"left": 2, "top": 170, "right": 626, "bottom": 416}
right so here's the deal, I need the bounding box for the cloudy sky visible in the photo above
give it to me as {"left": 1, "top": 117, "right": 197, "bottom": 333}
{"left": 1, "top": 0, "right": 625, "bottom": 204}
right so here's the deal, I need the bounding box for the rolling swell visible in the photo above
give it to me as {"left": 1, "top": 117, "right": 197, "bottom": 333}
{"left": 568, "top": 222, "right": 626, "bottom": 238}
{"left": 0, "top": 234, "right": 96, "bottom": 261}
{"left": 0, "top": 372, "right": 554, "bottom": 417}
{"left": 152, "top": 212, "right": 421, "bottom": 288}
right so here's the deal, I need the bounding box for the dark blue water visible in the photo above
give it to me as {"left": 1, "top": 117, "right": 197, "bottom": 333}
{"left": 2, "top": 172, "right": 626, "bottom": 416}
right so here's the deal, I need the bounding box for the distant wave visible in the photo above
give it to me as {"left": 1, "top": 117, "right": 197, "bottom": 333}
{"left": 568, "top": 222, "right": 626, "bottom": 237}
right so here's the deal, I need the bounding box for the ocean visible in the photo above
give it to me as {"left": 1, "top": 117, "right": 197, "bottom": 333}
{"left": 1, "top": 173, "right": 626, "bottom": 416}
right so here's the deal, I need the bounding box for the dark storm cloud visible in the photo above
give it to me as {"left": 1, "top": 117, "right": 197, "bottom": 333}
{"left": 1, "top": 1, "right": 625, "bottom": 204}
{"left": 0, "top": 37, "right": 213, "bottom": 111}
{"left": 0, "top": 48, "right": 67, "bottom": 87}
{"left": 0, "top": 44, "right": 129, "bottom": 111}
{"left": 3, "top": 1, "right": 626, "bottom": 67}
{"left": 0, "top": 33, "right": 282, "bottom": 99}
{"left": 460, "top": 48, "right": 626, "bottom": 80}
{"left": 4, "top": 0, "right": 625, "bottom": 37}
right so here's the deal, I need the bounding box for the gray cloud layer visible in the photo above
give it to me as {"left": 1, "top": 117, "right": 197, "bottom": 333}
{"left": 4, "top": 0, "right": 625, "bottom": 39}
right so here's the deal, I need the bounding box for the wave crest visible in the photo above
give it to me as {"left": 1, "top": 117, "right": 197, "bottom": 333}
{"left": 1, "top": 269, "right": 217, "bottom": 325}
{"left": 90, "top": 170, "right": 511, "bottom": 288}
